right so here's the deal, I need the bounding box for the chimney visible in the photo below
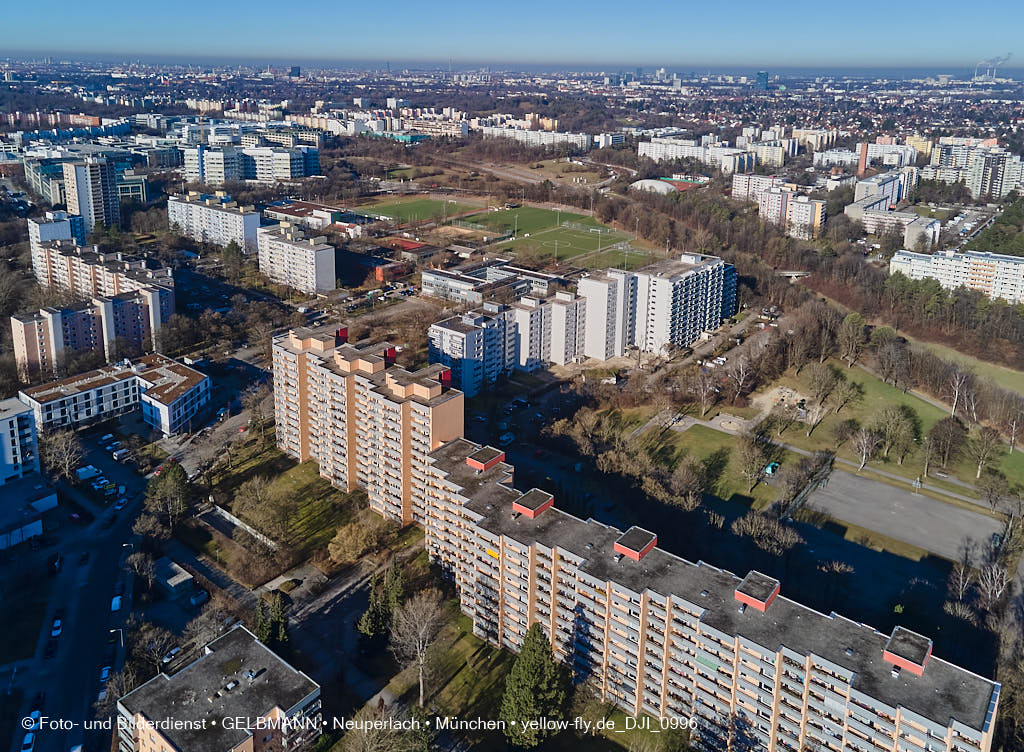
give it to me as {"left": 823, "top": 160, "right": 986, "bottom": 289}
{"left": 857, "top": 142, "right": 869, "bottom": 178}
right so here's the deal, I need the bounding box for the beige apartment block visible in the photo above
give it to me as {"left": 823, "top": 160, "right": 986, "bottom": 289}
{"left": 272, "top": 327, "right": 464, "bottom": 525}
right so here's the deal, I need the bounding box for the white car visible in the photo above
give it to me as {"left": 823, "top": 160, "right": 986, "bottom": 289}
{"left": 50, "top": 619, "right": 62, "bottom": 637}
{"left": 110, "top": 596, "right": 122, "bottom": 612}
{"left": 113, "top": 498, "right": 128, "bottom": 510}
{"left": 96, "top": 688, "right": 107, "bottom": 702}
{"left": 26, "top": 711, "right": 40, "bottom": 731}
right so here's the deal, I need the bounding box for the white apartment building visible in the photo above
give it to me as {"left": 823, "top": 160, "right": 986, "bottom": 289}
{"left": 257, "top": 224, "right": 335, "bottom": 294}
{"left": 17, "top": 354, "right": 210, "bottom": 437}
{"left": 890, "top": 249, "right": 1024, "bottom": 304}
{"left": 639, "top": 138, "right": 755, "bottom": 174}
{"left": 965, "top": 148, "right": 1023, "bottom": 199}
{"left": 580, "top": 254, "right": 727, "bottom": 358}
{"left": 758, "top": 188, "right": 826, "bottom": 240}
{"left": 512, "top": 291, "right": 586, "bottom": 371}
{"left": 479, "top": 125, "right": 591, "bottom": 151}
{"left": 856, "top": 143, "right": 918, "bottom": 168}
{"left": 28, "top": 211, "right": 86, "bottom": 275}
{"left": 168, "top": 192, "right": 260, "bottom": 253}
{"left": 182, "top": 145, "right": 243, "bottom": 185}
{"left": 0, "top": 398, "right": 38, "bottom": 485}
{"left": 854, "top": 172, "right": 904, "bottom": 207}
{"left": 731, "top": 173, "right": 784, "bottom": 202}
{"left": 62, "top": 157, "right": 120, "bottom": 232}
{"left": 242, "top": 147, "right": 304, "bottom": 183}
{"left": 428, "top": 303, "right": 516, "bottom": 397}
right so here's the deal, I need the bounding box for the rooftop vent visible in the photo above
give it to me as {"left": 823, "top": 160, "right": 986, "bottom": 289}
{"left": 613, "top": 527, "right": 658, "bottom": 561}
{"left": 700, "top": 590, "right": 709, "bottom": 598}
{"left": 738, "top": 603, "right": 747, "bottom": 614}
{"left": 891, "top": 666, "right": 901, "bottom": 679}
{"left": 613, "top": 553, "right": 624, "bottom": 563}
{"left": 734, "top": 571, "right": 781, "bottom": 613}
{"left": 845, "top": 647, "right": 854, "bottom": 657}
{"left": 225, "top": 680, "right": 239, "bottom": 691}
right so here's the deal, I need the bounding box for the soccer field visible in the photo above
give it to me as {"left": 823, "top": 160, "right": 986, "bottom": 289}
{"left": 359, "top": 198, "right": 476, "bottom": 222}
{"left": 465, "top": 206, "right": 595, "bottom": 235}
{"left": 496, "top": 221, "right": 630, "bottom": 259}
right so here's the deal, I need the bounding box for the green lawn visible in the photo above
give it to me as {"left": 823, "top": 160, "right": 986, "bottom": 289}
{"left": 269, "top": 460, "right": 363, "bottom": 557}
{"left": 497, "top": 224, "right": 631, "bottom": 259}
{"left": 359, "top": 198, "right": 476, "bottom": 222}
{"left": 638, "top": 424, "right": 795, "bottom": 510}
{"left": 759, "top": 360, "right": 1024, "bottom": 491}
{"left": 578, "top": 249, "right": 656, "bottom": 270}
{"left": 910, "top": 205, "right": 951, "bottom": 221}
{"left": 906, "top": 336, "right": 1024, "bottom": 395}
{"left": 465, "top": 206, "right": 589, "bottom": 235}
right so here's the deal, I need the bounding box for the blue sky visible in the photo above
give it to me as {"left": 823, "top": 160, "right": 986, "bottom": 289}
{"left": 2, "top": 0, "right": 1022, "bottom": 71}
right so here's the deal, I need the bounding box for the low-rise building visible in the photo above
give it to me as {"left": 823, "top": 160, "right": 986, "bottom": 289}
{"left": 117, "top": 625, "right": 321, "bottom": 752}
{"left": 17, "top": 353, "right": 211, "bottom": 436}
{"left": 421, "top": 259, "right": 565, "bottom": 304}
{"left": 257, "top": 224, "right": 336, "bottom": 294}
{"left": 168, "top": 192, "right": 260, "bottom": 253}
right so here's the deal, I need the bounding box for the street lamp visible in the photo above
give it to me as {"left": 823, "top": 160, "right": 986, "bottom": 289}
{"left": 110, "top": 628, "right": 123, "bottom": 648}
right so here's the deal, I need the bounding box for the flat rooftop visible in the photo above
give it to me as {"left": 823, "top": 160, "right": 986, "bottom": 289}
{"left": 118, "top": 626, "right": 318, "bottom": 752}
{"left": 0, "top": 396, "right": 31, "bottom": 422}
{"left": 427, "top": 438, "right": 998, "bottom": 734}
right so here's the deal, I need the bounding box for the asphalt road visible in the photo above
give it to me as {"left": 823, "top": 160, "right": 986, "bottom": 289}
{"left": 806, "top": 469, "right": 1003, "bottom": 564}
{"left": 4, "top": 428, "right": 149, "bottom": 752}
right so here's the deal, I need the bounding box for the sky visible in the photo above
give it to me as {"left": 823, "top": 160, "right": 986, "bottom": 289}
{"left": 2, "top": 0, "right": 1022, "bottom": 73}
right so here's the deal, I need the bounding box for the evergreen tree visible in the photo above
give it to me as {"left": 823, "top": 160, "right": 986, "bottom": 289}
{"left": 254, "top": 599, "right": 272, "bottom": 644}
{"left": 500, "top": 623, "right": 569, "bottom": 749}
{"left": 269, "top": 592, "right": 289, "bottom": 647}
{"left": 357, "top": 564, "right": 405, "bottom": 640}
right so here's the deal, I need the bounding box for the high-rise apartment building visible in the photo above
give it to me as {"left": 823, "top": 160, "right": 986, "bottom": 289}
{"left": 579, "top": 254, "right": 727, "bottom": 358}
{"left": 62, "top": 157, "right": 120, "bottom": 232}
{"left": 167, "top": 192, "right": 260, "bottom": 253}
{"left": 890, "top": 249, "right": 1024, "bottom": 304}
{"left": 272, "top": 328, "right": 464, "bottom": 525}
{"left": 257, "top": 224, "right": 336, "bottom": 294}
{"left": 182, "top": 145, "right": 243, "bottom": 186}
{"left": 512, "top": 291, "right": 586, "bottom": 371}
{"left": 28, "top": 211, "right": 87, "bottom": 275}
{"left": 11, "top": 289, "right": 167, "bottom": 380}
{"left": 0, "top": 398, "right": 38, "bottom": 485}
{"left": 419, "top": 437, "right": 1000, "bottom": 752}
{"left": 731, "top": 173, "right": 784, "bottom": 202}
{"left": 30, "top": 240, "right": 175, "bottom": 314}
{"left": 428, "top": 303, "right": 517, "bottom": 397}
{"left": 965, "top": 148, "right": 1023, "bottom": 199}
{"left": 117, "top": 625, "right": 321, "bottom": 752}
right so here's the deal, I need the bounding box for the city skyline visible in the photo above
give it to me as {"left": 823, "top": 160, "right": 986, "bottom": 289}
{"left": 2, "top": 0, "right": 1022, "bottom": 70}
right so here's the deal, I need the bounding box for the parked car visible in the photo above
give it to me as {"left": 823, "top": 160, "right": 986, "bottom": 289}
{"left": 497, "top": 432, "right": 515, "bottom": 447}
{"left": 50, "top": 618, "right": 62, "bottom": 637}
{"left": 161, "top": 647, "right": 181, "bottom": 664}
{"left": 189, "top": 590, "right": 209, "bottom": 607}
{"left": 110, "top": 595, "right": 122, "bottom": 612}
{"left": 99, "top": 666, "right": 111, "bottom": 682}
{"left": 20, "top": 732, "right": 35, "bottom": 752}
{"left": 114, "top": 498, "right": 128, "bottom": 510}
{"left": 99, "top": 433, "right": 115, "bottom": 443}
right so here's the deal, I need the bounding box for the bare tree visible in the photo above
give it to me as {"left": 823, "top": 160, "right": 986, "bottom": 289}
{"left": 129, "top": 621, "right": 177, "bottom": 675}
{"left": 967, "top": 426, "right": 1002, "bottom": 480}
{"left": 806, "top": 362, "right": 840, "bottom": 405}
{"left": 838, "top": 313, "right": 866, "bottom": 366}
{"left": 669, "top": 458, "right": 705, "bottom": 511}
{"left": 688, "top": 368, "right": 719, "bottom": 417}
{"left": 736, "top": 431, "right": 767, "bottom": 492}
{"left": 831, "top": 379, "right": 863, "bottom": 414}
{"left": 999, "top": 397, "right": 1024, "bottom": 454}
{"left": 242, "top": 382, "right": 272, "bottom": 442}
{"left": 39, "top": 429, "right": 84, "bottom": 480}
{"left": 126, "top": 551, "right": 156, "bottom": 590}
{"left": 851, "top": 428, "right": 879, "bottom": 471}
{"left": 943, "top": 600, "right": 977, "bottom": 625}
{"left": 94, "top": 665, "right": 138, "bottom": 717}
{"left": 389, "top": 588, "right": 448, "bottom": 708}
{"left": 341, "top": 706, "right": 408, "bottom": 752}
{"left": 725, "top": 355, "right": 756, "bottom": 404}
{"left": 804, "top": 402, "right": 828, "bottom": 436}
{"left": 872, "top": 405, "right": 915, "bottom": 459}
{"left": 946, "top": 368, "right": 971, "bottom": 419}
{"left": 948, "top": 560, "right": 974, "bottom": 602}
{"left": 977, "top": 563, "right": 1010, "bottom": 609}
{"left": 977, "top": 470, "right": 1010, "bottom": 512}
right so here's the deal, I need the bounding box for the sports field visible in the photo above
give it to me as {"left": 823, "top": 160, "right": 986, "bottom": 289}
{"left": 358, "top": 197, "right": 477, "bottom": 222}
{"left": 477, "top": 206, "right": 632, "bottom": 260}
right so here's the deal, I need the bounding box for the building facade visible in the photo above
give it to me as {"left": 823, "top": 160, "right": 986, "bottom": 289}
{"left": 11, "top": 288, "right": 167, "bottom": 380}
{"left": 890, "top": 250, "right": 1024, "bottom": 304}
{"left": 62, "top": 157, "right": 120, "bottom": 232}
{"left": 117, "top": 625, "right": 321, "bottom": 752}
{"left": 168, "top": 192, "right": 260, "bottom": 253}
{"left": 272, "top": 328, "right": 464, "bottom": 525}
{"left": 428, "top": 303, "right": 517, "bottom": 397}
{"left": 28, "top": 211, "right": 87, "bottom": 273}
{"left": 17, "top": 354, "right": 210, "bottom": 436}
{"left": 579, "top": 254, "right": 727, "bottom": 358}
{"left": 0, "top": 398, "right": 38, "bottom": 485}
{"left": 257, "top": 224, "right": 336, "bottom": 294}
{"left": 512, "top": 291, "right": 586, "bottom": 371}
{"left": 418, "top": 437, "right": 1000, "bottom": 752}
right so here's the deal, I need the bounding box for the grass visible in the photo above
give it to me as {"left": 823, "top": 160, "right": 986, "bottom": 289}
{"left": 358, "top": 198, "right": 476, "bottom": 223}
{"left": 910, "top": 205, "right": 951, "bottom": 221}
{"left": 497, "top": 224, "right": 631, "bottom": 260}
{"left": 759, "top": 360, "right": 1024, "bottom": 491}
{"left": 637, "top": 424, "right": 796, "bottom": 511}
{"left": 465, "top": 206, "right": 589, "bottom": 235}
{"left": 2, "top": 577, "right": 53, "bottom": 663}
{"left": 577, "top": 249, "right": 656, "bottom": 270}
{"left": 905, "top": 335, "right": 1024, "bottom": 395}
